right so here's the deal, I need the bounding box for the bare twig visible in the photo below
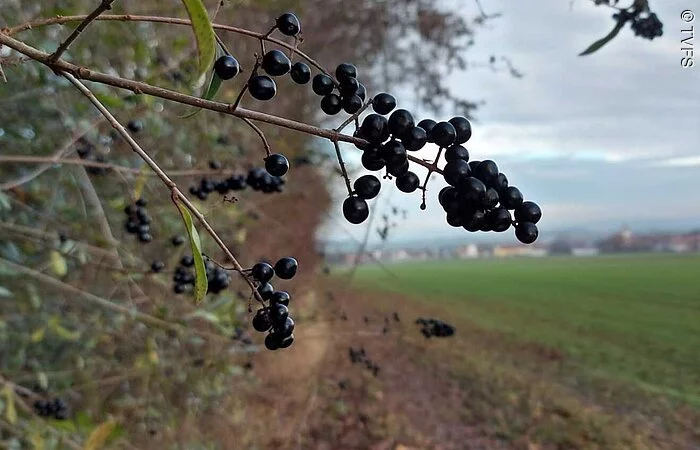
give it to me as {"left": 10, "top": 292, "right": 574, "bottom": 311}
{"left": 241, "top": 118, "right": 271, "bottom": 157}
{"left": 332, "top": 140, "right": 353, "bottom": 196}
{"left": 48, "top": 0, "right": 117, "bottom": 62}
{"left": 61, "top": 72, "right": 265, "bottom": 304}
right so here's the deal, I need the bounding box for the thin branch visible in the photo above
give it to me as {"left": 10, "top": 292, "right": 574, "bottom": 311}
{"left": 240, "top": 118, "right": 271, "bottom": 157}
{"left": 48, "top": 0, "right": 116, "bottom": 62}
{"left": 333, "top": 140, "right": 353, "bottom": 196}
{"left": 61, "top": 72, "right": 265, "bottom": 304}
{"left": 474, "top": 0, "right": 488, "bottom": 19}
{"left": 335, "top": 101, "right": 372, "bottom": 132}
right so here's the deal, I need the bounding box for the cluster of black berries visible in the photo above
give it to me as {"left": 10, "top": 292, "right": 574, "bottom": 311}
{"left": 189, "top": 166, "right": 288, "bottom": 200}
{"left": 311, "top": 62, "right": 366, "bottom": 115}
{"left": 33, "top": 398, "right": 68, "bottom": 420}
{"left": 630, "top": 12, "right": 663, "bottom": 40}
{"left": 212, "top": 13, "right": 301, "bottom": 102}
{"left": 172, "top": 255, "right": 196, "bottom": 294}
{"left": 348, "top": 347, "right": 380, "bottom": 377}
{"left": 249, "top": 257, "right": 298, "bottom": 350}
{"left": 415, "top": 318, "right": 455, "bottom": 339}
{"left": 76, "top": 139, "right": 110, "bottom": 176}
{"left": 205, "top": 260, "right": 230, "bottom": 294}
{"left": 123, "top": 198, "right": 153, "bottom": 243}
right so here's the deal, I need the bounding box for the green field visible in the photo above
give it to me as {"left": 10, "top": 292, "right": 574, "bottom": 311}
{"left": 352, "top": 253, "right": 700, "bottom": 406}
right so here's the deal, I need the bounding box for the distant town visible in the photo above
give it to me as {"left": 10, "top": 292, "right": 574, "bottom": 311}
{"left": 322, "top": 227, "right": 700, "bottom": 265}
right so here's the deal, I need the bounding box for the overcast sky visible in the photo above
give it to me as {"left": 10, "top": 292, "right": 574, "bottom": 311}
{"left": 318, "top": 0, "right": 700, "bottom": 246}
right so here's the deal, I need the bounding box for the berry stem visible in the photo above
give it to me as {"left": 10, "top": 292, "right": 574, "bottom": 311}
{"left": 332, "top": 139, "right": 354, "bottom": 196}
{"left": 240, "top": 118, "right": 272, "bottom": 157}
{"left": 335, "top": 101, "right": 372, "bottom": 132}
{"left": 47, "top": 0, "right": 116, "bottom": 62}
{"left": 62, "top": 71, "right": 267, "bottom": 306}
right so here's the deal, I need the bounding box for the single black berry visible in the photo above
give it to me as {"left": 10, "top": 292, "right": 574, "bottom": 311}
{"left": 462, "top": 209, "right": 486, "bottom": 232}
{"left": 443, "top": 159, "right": 470, "bottom": 186}
{"left": 279, "top": 335, "right": 294, "bottom": 348}
{"left": 335, "top": 63, "right": 357, "bottom": 82}
{"left": 125, "top": 220, "right": 139, "bottom": 234}
{"left": 361, "top": 152, "right": 385, "bottom": 171}
{"left": 342, "top": 94, "right": 363, "bottom": 114}
{"left": 356, "top": 83, "right": 367, "bottom": 101}
{"left": 275, "top": 316, "right": 295, "bottom": 338}
{"left": 290, "top": 62, "right": 311, "bottom": 84}
{"left": 312, "top": 74, "right": 334, "bottom": 96}
{"left": 151, "top": 261, "right": 165, "bottom": 273}
{"left": 174, "top": 283, "right": 186, "bottom": 294}
{"left": 265, "top": 153, "right": 289, "bottom": 177}
{"left": 396, "top": 171, "right": 420, "bottom": 193}
{"left": 488, "top": 207, "right": 512, "bottom": 232}
{"left": 387, "top": 159, "right": 410, "bottom": 177}
{"left": 127, "top": 120, "right": 143, "bottom": 133}
{"left": 252, "top": 308, "right": 272, "bottom": 332}
{"left": 359, "top": 114, "right": 390, "bottom": 144}
{"left": 501, "top": 186, "right": 523, "bottom": 210}
{"left": 265, "top": 332, "right": 281, "bottom": 350}
{"left": 214, "top": 55, "right": 240, "bottom": 80}
{"left": 321, "top": 93, "right": 342, "bottom": 115}
{"left": 274, "top": 257, "right": 298, "bottom": 279}
{"left": 449, "top": 116, "right": 472, "bottom": 144}
{"left": 209, "top": 160, "right": 222, "bottom": 170}
{"left": 251, "top": 262, "right": 274, "bottom": 283}
{"left": 460, "top": 177, "right": 487, "bottom": 204}
{"left": 339, "top": 77, "right": 359, "bottom": 97}
{"left": 276, "top": 12, "right": 301, "bottom": 36}
{"left": 262, "top": 50, "right": 291, "bottom": 76}
{"left": 474, "top": 160, "right": 499, "bottom": 186}
{"left": 515, "top": 221, "right": 539, "bottom": 244}
{"left": 381, "top": 140, "right": 407, "bottom": 164}
{"left": 343, "top": 196, "right": 370, "bottom": 224}
{"left": 138, "top": 224, "right": 150, "bottom": 235}
{"left": 270, "top": 290, "right": 291, "bottom": 306}
{"left": 257, "top": 282, "right": 274, "bottom": 300}
{"left": 270, "top": 303, "right": 289, "bottom": 325}
{"left": 372, "top": 93, "right": 396, "bottom": 115}
{"left": 417, "top": 119, "right": 437, "bottom": 142}
{"left": 495, "top": 173, "right": 509, "bottom": 192}
{"left": 138, "top": 232, "right": 152, "bottom": 243}
{"left": 515, "top": 201, "right": 542, "bottom": 224}
{"left": 181, "top": 255, "right": 194, "bottom": 267}
{"left": 444, "top": 145, "right": 469, "bottom": 163}
{"left": 446, "top": 213, "right": 462, "bottom": 227}
{"left": 403, "top": 126, "right": 427, "bottom": 151}
{"left": 354, "top": 175, "right": 381, "bottom": 200}
{"left": 248, "top": 75, "right": 277, "bottom": 101}
{"left": 135, "top": 197, "right": 147, "bottom": 207}
{"left": 388, "top": 109, "right": 415, "bottom": 139}
{"left": 431, "top": 121, "right": 457, "bottom": 148}
{"left": 482, "top": 188, "right": 500, "bottom": 209}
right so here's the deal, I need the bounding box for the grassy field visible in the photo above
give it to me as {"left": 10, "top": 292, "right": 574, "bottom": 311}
{"left": 352, "top": 253, "right": 700, "bottom": 407}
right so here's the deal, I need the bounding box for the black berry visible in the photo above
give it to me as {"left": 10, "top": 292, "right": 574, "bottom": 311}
{"left": 443, "top": 159, "right": 470, "bottom": 186}
{"left": 265, "top": 332, "right": 281, "bottom": 350}
{"left": 372, "top": 93, "right": 396, "bottom": 115}
{"left": 262, "top": 50, "right": 291, "bottom": 76}
{"left": 151, "top": 261, "right": 165, "bottom": 273}
{"left": 444, "top": 145, "right": 469, "bottom": 163}
{"left": 181, "top": 255, "right": 194, "bottom": 267}
{"left": 257, "top": 282, "right": 274, "bottom": 300}
{"left": 515, "top": 221, "right": 539, "bottom": 244}
{"left": 252, "top": 308, "right": 272, "bottom": 332}
{"left": 251, "top": 262, "right": 274, "bottom": 283}
{"left": 474, "top": 160, "right": 499, "bottom": 186}
{"left": 501, "top": 186, "right": 523, "bottom": 210}
{"left": 361, "top": 152, "right": 385, "bottom": 171}
{"left": 403, "top": 126, "right": 427, "bottom": 151}
{"left": 335, "top": 63, "right": 357, "bottom": 82}
{"left": 274, "top": 257, "right": 298, "bottom": 279}
{"left": 431, "top": 121, "right": 457, "bottom": 148}
{"left": 488, "top": 207, "right": 512, "bottom": 232}
{"left": 359, "top": 114, "right": 390, "bottom": 144}
{"left": 342, "top": 94, "right": 363, "bottom": 114}
{"left": 290, "top": 62, "right": 311, "bottom": 84}
{"left": 515, "top": 201, "right": 542, "bottom": 224}
{"left": 417, "top": 119, "right": 437, "bottom": 142}
{"left": 388, "top": 109, "right": 414, "bottom": 139}
{"left": 396, "top": 171, "right": 420, "bottom": 193}
{"left": 127, "top": 120, "right": 143, "bottom": 133}
{"left": 265, "top": 153, "right": 289, "bottom": 177}
{"left": 354, "top": 174, "right": 381, "bottom": 200}
{"left": 312, "top": 74, "right": 334, "bottom": 96}
{"left": 214, "top": 55, "right": 240, "bottom": 80}
{"left": 449, "top": 116, "right": 472, "bottom": 144}
{"left": 248, "top": 75, "right": 277, "bottom": 101}
{"left": 343, "top": 196, "right": 370, "bottom": 224}
{"left": 339, "top": 77, "right": 359, "bottom": 97}
{"left": 270, "top": 303, "right": 289, "bottom": 325}
{"left": 270, "top": 290, "right": 291, "bottom": 306}
{"left": 321, "top": 93, "right": 342, "bottom": 115}
{"left": 276, "top": 12, "right": 301, "bottom": 36}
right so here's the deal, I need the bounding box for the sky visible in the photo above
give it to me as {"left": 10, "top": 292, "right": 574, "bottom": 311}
{"left": 317, "top": 0, "right": 700, "bottom": 247}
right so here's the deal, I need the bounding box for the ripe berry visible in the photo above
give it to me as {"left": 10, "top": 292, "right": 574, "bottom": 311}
{"left": 444, "top": 145, "right": 469, "bottom": 163}
{"left": 174, "top": 283, "right": 186, "bottom": 294}
{"left": 443, "top": 159, "right": 470, "bottom": 186}
{"left": 321, "top": 93, "right": 342, "bottom": 115}
{"left": 138, "top": 232, "right": 152, "bottom": 243}
{"left": 354, "top": 175, "right": 381, "bottom": 199}
{"left": 417, "top": 119, "right": 437, "bottom": 142}
{"left": 339, "top": 77, "right": 359, "bottom": 97}
{"left": 388, "top": 109, "right": 415, "bottom": 139}
{"left": 279, "top": 335, "right": 294, "bottom": 348}
{"left": 431, "top": 121, "right": 457, "bottom": 148}
{"left": 252, "top": 309, "right": 272, "bottom": 332}
{"left": 274, "top": 257, "right": 298, "bottom": 279}
{"left": 151, "top": 261, "right": 165, "bottom": 273}
{"left": 270, "top": 303, "right": 289, "bottom": 325}
{"left": 214, "top": 55, "right": 240, "bottom": 80}
{"left": 396, "top": 171, "right": 420, "bottom": 193}
{"left": 360, "top": 114, "right": 390, "bottom": 144}
{"left": 335, "top": 63, "right": 357, "bottom": 83}
{"left": 290, "top": 62, "right": 311, "bottom": 84}
{"left": 474, "top": 160, "right": 499, "bottom": 186}
{"left": 488, "top": 208, "right": 512, "bottom": 232}
{"left": 265, "top": 153, "right": 289, "bottom": 177}
{"left": 251, "top": 262, "right": 274, "bottom": 283}
{"left": 381, "top": 140, "right": 407, "bottom": 164}
{"left": 276, "top": 12, "right": 301, "bottom": 36}
{"left": 265, "top": 332, "right": 281, "bottom": 350}
{"left": 449, "top": 116, "right": 472, "bottom": 144}
{"left": 446, "top": 213, "right": 462, "bottom": 227}
{"left": 460, "top": 177, "right": 487, "bottom": 204}
{"left": 138, "top": 224, "right": 150, "bottom": 235}
{"left": 495, "top": 173, "right": 509, "bottom": 192}
{"left": 356, "top": 84, "right": 367, "bottom": 101}
{"left": 342, "top": 94, "right": 363, "bottom": 114}
{"left": 372, "top": 93, "right": 396, "bottom": 115}
{"left": 181, "top": 255, "right": 194, "bottom": 267}
{"left": 125, "top": 220, "right": 139, "bottom": 234}
{"left": 270, "top": 290, "right": 291, "bottom": 306}
{"left": 515, "top": 201, "right": 542, "bottom": 224}
{"left": 275, "top": 316, "right": 295, "bottom": 338}
{"left": 515, "top": 221, "right": 539, "bottom": 244}
{"left": 387, "top": 159, "right": 410, "bottom": 177}
{"left": 463, "top": 209, "right": 486, "bottom": 232}
{"left": 403, "top": 126, "right": 427, "bottom": 151}
{"left": 501, "top": 186, "right": 523, "bottom": 210}
{"left": 343, "top": 196, "right": 370, "bottom": 224}
{"left": 361, "top": 152, "right": 385, "bottom": 171}
{"left": 248, "top": 75, "right": 277, "bottom": 101}
{"left": 257, "top": 282, "right": 274, "bottom": 300}
{"left": 312, "top": 74, "right": 334, "bottom": 96}
{"left": 127, "top": 120, "right": 143, "bottom": 133}
{"left": 135, "top": 197, "right": 147, "bottom": 207}
{"left": 482, "top": 188, "right": 500, "bottom": 209}
{"left": 262, "top": 50, "right": 291, "bottom": 76}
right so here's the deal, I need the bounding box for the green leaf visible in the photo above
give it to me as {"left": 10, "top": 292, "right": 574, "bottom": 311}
{"left": 49, "top": 250, "right": 68, "bottom": 277}
{"left": 180, "top": 0, "right": 217, "bottom": 80}
{"left": 579, "top": 18, "right": 626, "bottom": 56}
{"left": 180, "top": 72, "right": 223, "bottom": 119}
{"left": 1, "top": 385, "right": 16, "bottom": 425}
{"left": 174, "top": 201, "right": 207, "bottom": 303}
{"left": 83, "top": 419, "right": 117, "bottom": 450}
{"left": 0, "top": 192, "right": 11, "bottom": 211}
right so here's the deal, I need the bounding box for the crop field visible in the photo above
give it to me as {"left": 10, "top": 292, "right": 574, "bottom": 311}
{"left": 352, "top": 253, "right": 700, "bottom": 407}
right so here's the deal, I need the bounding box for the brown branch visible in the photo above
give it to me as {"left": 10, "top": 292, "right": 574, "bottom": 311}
{"left": 0, "top": 32, "right": 439, "bottom": 176}
{"left": 48, "top": 0, "right": 117, "bottom": 62}
{"left": 241, "top": 118, "right": 271, "bottom": 157}
{"left": 333, "top": 140, "right": 353, "bottom": 196}
{"left": 61, "top": 72, "right": 265, "bottom": 304}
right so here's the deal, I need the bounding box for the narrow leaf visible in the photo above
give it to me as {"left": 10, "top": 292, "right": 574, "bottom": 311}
{"left": 180, "top": 73, "right": 223, "bottom": 119}
{"left": 579, "top": 18, "right": 626, "bottom": 56}
{"left": 1, "top": 386, "right": 16, "bottom": 425}
{"left": 84, "top": 419, "right": 117, "bottom": 450}
{"left": 180, "top": 0, "right": 217, "bottom": 79}
{"left": 133, "top": 165, "right": 149, "bottom": 201}
{"left": 174, "top": 201, "right": 208, "bottom": 303}
{"left": 49, "top": 250, "right": 68, "bottom": 277}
